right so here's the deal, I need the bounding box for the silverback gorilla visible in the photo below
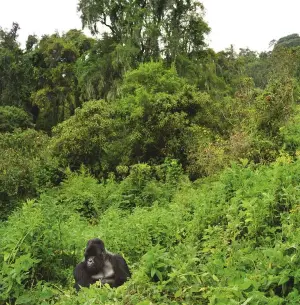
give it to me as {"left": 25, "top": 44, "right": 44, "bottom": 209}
{"left": 74, "top": 238, "right": 131, "bottom": 291}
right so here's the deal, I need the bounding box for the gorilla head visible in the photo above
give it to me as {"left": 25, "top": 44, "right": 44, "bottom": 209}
{"left": 84, "top": 238, "right": 105, "bottom": 275}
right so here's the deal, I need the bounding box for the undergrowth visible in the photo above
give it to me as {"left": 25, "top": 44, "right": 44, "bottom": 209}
{"left": 2, "top": 157, "right": 300, "bottom": 304}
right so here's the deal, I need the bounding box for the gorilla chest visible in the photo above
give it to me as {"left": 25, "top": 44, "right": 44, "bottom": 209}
{"left": 91, "top": 261, "right": 114, "bottom": 280}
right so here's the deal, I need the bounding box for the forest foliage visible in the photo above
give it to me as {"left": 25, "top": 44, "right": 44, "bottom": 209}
{"left": 2, "top": 1, "right": 300, "bottom": 304}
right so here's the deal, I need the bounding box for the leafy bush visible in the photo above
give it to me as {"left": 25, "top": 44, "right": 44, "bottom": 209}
{"left": 280, "top": 108, "right": 300, "bottom": 156}
{"left": 0, "top": 196, "right": 92, "bottom": 303}
{"left": 0, "top": 129, "right": 59, "bottom": 219}
{"left": 49, "top": 159, "right": 185, "bottom": 224}
{"left": 0, "top": 106, "right": 33, "bottom": 132}
{"left": 51, "top": 99, "right": 118, "bottom": 176}
{"left": 117, "top": 62, "right": 216, "bottom": 166}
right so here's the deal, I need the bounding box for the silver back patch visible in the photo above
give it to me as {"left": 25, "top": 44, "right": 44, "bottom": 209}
{"left": 91, "top": 261, "right": 114, "bottom": 280}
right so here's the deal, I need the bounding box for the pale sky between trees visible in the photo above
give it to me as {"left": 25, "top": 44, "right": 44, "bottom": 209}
{"left": 0, "top": 0, "right": 299, "bottom": 52}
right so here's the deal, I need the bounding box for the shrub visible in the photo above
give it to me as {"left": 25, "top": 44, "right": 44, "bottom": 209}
{"left": 0, "top": 129, "right": 59, "bottom": 219}
{"left": 0, "top": 106, "right": 33, "bottom": 132}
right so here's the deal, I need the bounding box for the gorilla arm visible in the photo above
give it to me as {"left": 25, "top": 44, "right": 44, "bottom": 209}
{"left": 74, "top": 261, "right": 96, "bottom": 290}
{"left": 111, "top": 254, "right": 131, "bottom": 287}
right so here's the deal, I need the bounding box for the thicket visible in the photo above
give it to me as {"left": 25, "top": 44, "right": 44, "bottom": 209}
{"left": 2, "top": 2, "right": 300, "bottom": 304}
{"left": 4, "top": 157, "right": 300, "bottom": 304}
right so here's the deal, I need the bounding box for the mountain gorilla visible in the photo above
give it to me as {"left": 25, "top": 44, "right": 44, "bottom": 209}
{"left": 74, "top": 238, "right": 131, "bottom": 291}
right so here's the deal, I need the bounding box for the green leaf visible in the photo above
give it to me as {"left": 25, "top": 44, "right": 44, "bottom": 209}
{"left": 241, "top": 297, "right": 253, "bottom": 305}
{"left": 238, "top": 279, "right": 252, "bottom": 290}
{"left": 175, "top": 288, "right": 183, "bottom": 298}
{"left": 3, "top": 252, "right": 10, "bottom": 262}
{"left": 156, "top": 270, "right": 163, "bottom": 282}
{"left": 136, "top": 301, "right": 152, "bottom": 305}
{"left": 278, "top": 276, "right": 290, "bottom": 285}
{"left": 16, "top": 294, "right": 34, "bottom": 305}
{"left": 150, "top": 268, "right": 156, "bottom": 278}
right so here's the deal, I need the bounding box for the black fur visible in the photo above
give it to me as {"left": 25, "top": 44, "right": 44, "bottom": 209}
{"left": 74, "top": 238, "right": 131, "bottom": 291}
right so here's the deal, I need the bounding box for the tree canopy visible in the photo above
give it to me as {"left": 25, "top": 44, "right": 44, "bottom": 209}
{"left": 78, "top": 0, "right": 210, "bottom": 62}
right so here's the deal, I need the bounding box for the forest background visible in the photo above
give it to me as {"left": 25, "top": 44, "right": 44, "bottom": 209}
{"left": 2, "top": 1, "right": 300, "bottom": 304}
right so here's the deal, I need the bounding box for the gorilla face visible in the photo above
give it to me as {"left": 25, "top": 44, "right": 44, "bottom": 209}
{"left": 84, "top": 239, "right": 106, "bottom": 275}
{"left": 86, "top": 256, "right": 96, "bottom": 268}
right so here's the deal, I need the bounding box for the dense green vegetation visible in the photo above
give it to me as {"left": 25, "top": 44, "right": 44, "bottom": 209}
{"left": 2, "top": 1, "right": 300, "bottom": 304}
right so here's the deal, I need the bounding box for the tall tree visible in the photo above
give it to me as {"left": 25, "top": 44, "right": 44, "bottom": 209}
{"left": 78, "top": 0, "right": 210, "bottom": 62}
{"left": 274, "top": 33, "right": 300, "bottom": 49}
{"left": 0, "top": 23, "right": 33, "bottom": 108}
{"left": 75, "top": 33, "right": 127, "bottom": 101}
{"left": 29, "top": 30, "right": 93, "bottom": 131}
